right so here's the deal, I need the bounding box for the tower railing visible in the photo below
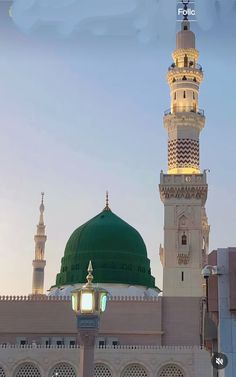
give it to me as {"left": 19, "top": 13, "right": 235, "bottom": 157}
{"left": 164, "top": 107, "right": 204, "bottom": 116}
{"left": 168, "top": 63, "right": 203, "bottom": 71}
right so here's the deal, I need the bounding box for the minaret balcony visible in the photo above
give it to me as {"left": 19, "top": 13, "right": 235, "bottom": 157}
{"left": 167, "top": 64, "right": 204, "bottom": 85}
{"left": 164, "top": 107, "right": 204, "bottom": 117}
{"left": 168, "top": 63, "right": 203, "bottom": 71}
{"left": 159, "top": 171, "right": 208, "bottom": 205}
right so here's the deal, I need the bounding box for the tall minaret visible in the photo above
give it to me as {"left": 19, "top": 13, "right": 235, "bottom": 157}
{"left": 32, "top": 193, "right": 47, "bottom": 295}
{"left": 159, "top": 3, "right": 210, "bottom": 297}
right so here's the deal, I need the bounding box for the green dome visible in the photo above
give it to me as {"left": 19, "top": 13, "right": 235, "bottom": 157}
{"left": 55, "top": 207, "right": 155, "bottom": 288}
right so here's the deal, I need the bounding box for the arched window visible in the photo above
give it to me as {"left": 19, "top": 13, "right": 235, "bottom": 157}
{"left": 184, "top": 54, "right": 188, "bottom": 67}
{"left": 182, "top": 233, "right": 187, "bottom": 245}
{"left": 193, "top": 92, "right": 195, "bottom": 100}
{"left": 202, "top": 237, "right": 206, "bottom": 250}
{"left": 48, "top": 363, "right": 76, "bottom": 377}
{"left": 14, "top": 363, "right": 41, "bottom": 377}
{"left": 94, "top": 363, "right": 112, "bottom": 377}
{"left": 174, "top": 92, "right": 177, "bottom": 100}
{"left": 122, "top": 364, "right": 148, "bottom": 377}
{"left": 158, "top": 364, "right": 185, "bottom": 377}
{"left": 183, "top": 91, "right": 186, "bottom": 99}
{"left": 182, "top": 76, "right": 187, "bottom": 81}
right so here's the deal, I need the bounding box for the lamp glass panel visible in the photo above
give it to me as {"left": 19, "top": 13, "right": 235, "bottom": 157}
{"left": 100, "top": 293, "right": 107, "bottom": 312}
{"left": 81, "top": 292, "right": 93, "bottom": 311}
{"left": 71, "top": 293, "right": 78, "bottom": 312}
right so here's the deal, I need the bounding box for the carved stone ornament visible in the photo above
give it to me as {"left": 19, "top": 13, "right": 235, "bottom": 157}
{"left": 177, "top": 253, "right": 190, "bottom": 265}
{"left": 160, "top": 185, "right": 208, "bottom": 204}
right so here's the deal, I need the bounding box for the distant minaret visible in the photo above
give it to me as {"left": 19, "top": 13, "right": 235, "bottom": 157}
{"left": 32, "top": 193, "right": 47, "bottom": 295}
{"left": 159, "top": 3, "right": 210, "bottom": 297}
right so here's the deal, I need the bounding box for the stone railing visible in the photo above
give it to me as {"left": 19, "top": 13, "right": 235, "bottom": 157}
{"left": 160, "top": 171, "right": 207, "bottom": 186}
{"left": 108, "top": 296, "right": 160, "bottom": 302}
{"left": 0, "top": 344, "right": 79, "bottom": 349}
{"left": 164, "top": 107, "right": 204, "bottom": 117}
{"left": 168, "top": 63, "right": 203, "bottom": 71}
{"left": 0, "top": 295, "right": 160, "bottom": 302}
{"left": 0, "top": 295, "right": 71, "bottom": 301}
{"left": 96, "top": 345, "right": 205, "bottom": 351}
{"left": 0, "top": 344, "right": 206, "bottom": 352}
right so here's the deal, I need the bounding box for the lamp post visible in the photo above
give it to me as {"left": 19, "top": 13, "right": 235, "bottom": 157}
{"left": 72, "top": 261, "right": 108, "bottom": 377}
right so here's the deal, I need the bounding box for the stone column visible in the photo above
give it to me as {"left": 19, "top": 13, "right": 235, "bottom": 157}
{"left": 77, "top": 314, "right": 99, "bottom": 377}
{"left": 79, "top": 330, "right": 98, "bottom": 377}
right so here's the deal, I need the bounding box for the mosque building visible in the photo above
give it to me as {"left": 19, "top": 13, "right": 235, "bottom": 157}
{"left": 0, "top": 6, "right": 234, "bottom": 377}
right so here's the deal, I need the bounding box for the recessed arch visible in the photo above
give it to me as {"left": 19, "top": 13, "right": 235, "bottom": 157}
{"left": 14, "top": 362, "right": 41, "bottom": 377}
{"left": 178, "top": 214, "right": 187, "bottom": 228}
{"left": 94, "top": 363, "right": 112, "bottom": 377}
{"left": 181, "top": 233, "right": 187, "bottom": 245}
{"left": 157, "top": 364, "right": 185, "bottom": 377}
{"left": 48, "top": 363, "right": 76, "bottom": 377}
{"left": 122, "top": 363, "right": 149, "bottom": 377}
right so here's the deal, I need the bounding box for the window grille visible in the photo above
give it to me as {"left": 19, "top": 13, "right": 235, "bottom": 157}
{"left": 14, "top": 363, "right": 41, "bottom": 377}
{"left": 122, "top": 364, "right": 148, "bottom": 377}
{"left": 49, "top": 363, "right": 76, "bottom": 377}
{"left": 94, "top": 363, "right": 112, "bottom": 377}
{"left": 159, "top": 365, "right": 185, "bottom": 377}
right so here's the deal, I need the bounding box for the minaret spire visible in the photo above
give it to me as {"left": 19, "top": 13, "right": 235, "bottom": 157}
{"left": 159, "top": 8, "right": 209, "bottom": 297}
{"left": 165, "top": 9, "right": 203, "bottom": 175}
{"left": 32, "top": 193, "right": 47, "bottom": 295}
{"left": 39, "top": 192, "right": 45, "bottom": 225}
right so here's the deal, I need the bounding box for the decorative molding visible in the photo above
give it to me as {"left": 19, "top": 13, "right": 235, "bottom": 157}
{"left": 177, "top": 254, "right": 190, "bottom": 265}
{"left": 167, "top": 68, "right": 203, "bottom": 85}
{"left": 159, "top": 185, "right": 208, "bottom": 204}
{"left": 0, "top": 345, "right": 80, "bottom": 349}
{"left": 172, "top": 48, "right": 199, "bottom": 59}
{"left": 0, "top": 296, "right": 71, "bottom": 302}
{"left": 108, "top": 296, "right": 160, "bottom": 302}
{"left": 0, "top": 295, "right": 161, "bottom": 303}
{"left": 168, "top": 138, "right": 199, "bottom": 171}
{"left": 0, "top": 344, "right": 207, "bottom": 352}
{"left": 164, "top": 112, "right": 205, "bottom": 133}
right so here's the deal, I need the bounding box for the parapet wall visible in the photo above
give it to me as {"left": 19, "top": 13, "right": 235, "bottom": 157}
{"left": 0, "top": 295, "right": 202, "bottom": 347}
{"left": 0, "top": 295, "right": 162, "bottom": 346}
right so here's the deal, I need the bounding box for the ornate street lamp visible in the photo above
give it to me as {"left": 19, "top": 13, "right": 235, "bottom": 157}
{"left": 72, "top": 261, "right": 108, "bottom": 377}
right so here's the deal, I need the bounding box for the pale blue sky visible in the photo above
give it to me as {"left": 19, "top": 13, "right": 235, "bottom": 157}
{"left": 0, "top": 0, "right": 236, "bottom": 295}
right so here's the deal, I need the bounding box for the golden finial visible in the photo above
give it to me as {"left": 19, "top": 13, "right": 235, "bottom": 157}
{"left": 85, "top": 260, "right": 94, "bottom": 287}
{"left": 103, "top": 190, "right": 111, "bottom": 211}
{"left": 106, "top": 190, "right": 109, "bottom": 207}
{"left": 182, "top": 0, "right": 190, "bottom": 21}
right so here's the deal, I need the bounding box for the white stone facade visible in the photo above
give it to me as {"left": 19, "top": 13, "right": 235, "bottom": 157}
{"left": 0, "top": 345, "right": 212, "bottom": 377}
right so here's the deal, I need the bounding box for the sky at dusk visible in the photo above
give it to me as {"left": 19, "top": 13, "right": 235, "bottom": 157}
{"left": 0, "top": 0, "right": 236, "bottom": 295}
